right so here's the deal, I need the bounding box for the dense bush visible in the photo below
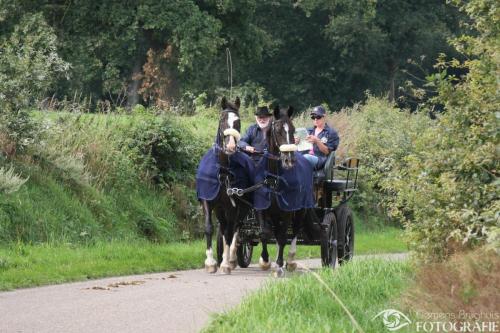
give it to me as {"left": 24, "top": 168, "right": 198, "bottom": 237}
{"left": 342, "top": 0, "right": 498, "bottom": 260}
{"left": 397, "top": 0, "right": 499, "bottom": 260}
{"left": 346, "top": 97, "right": 432, "bottom": 219}
{"left": 0, "top": 13, "right": 68, "bottom": 156}
{"left": 122, "top": 115, "right": 203, "bottom": 184}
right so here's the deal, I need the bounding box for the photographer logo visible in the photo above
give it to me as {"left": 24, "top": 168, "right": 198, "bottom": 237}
{"left": 372, "top": 309, "right": 412, "bottom": 331}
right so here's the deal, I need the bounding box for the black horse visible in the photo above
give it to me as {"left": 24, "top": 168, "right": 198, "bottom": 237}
{"left": 196, "top": 97, "right": 253, "bottom": 274}
{"left": 254, "top": 105, "right": 318, "bottom": 277}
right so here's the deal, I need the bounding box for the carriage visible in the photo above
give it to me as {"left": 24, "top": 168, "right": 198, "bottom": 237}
{"left": 217, "top": 150, "right": 360, "bottom": 269}
{"left": 198, "top": 98, "right": 361, "bottom": 275}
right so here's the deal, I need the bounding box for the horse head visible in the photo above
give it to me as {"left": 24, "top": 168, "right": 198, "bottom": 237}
{"left": 270, "top": 105, "right": 297, "bottom": 170}
{"left": 219, "top": 96, "right": 241, "bottom": 155}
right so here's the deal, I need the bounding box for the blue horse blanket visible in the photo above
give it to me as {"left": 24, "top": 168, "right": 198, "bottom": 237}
{"left": 196, "top": 148, "right": 255, "bottom": 201}
{"left": 253, "top": 153, "right": 315, "bottom": 211}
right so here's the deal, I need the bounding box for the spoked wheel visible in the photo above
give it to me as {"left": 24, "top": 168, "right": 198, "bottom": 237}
{"left": 216, "top": 226, "right": 223, "bottom": 266}
{"left": 237, "top": 240, "right": 253, "bottom": 268}
{"left": 336, "top": 205, "right": 354, "bottom": 265}
{"left": 320, "top": 212, "right": 338, "bottom": 268}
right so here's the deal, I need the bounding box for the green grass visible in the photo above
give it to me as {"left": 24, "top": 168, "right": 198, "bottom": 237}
{"left": 0, "top": 240, "right": 206, "bottom": 290}
{"left": 203, "top": 259, "right": 414, "bottom": 333}
{"left": 0, "top": 161, "right": 178, "bottom": 244}
{"left": 0, "top": 225, "right": 406, "bottom": 291}
{"left": 252, "top": 226, "right": 406, "bottom": 262}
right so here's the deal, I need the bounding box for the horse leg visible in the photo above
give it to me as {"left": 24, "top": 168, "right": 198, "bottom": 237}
{"left": 217, "top": 211, "right": 232, "bottom": 274}
{"left": 257, "top": 210, "right": 271, "bottom": 270}
{"left": 286, "top": 236, "right": 298, "bottom": 272}
{"left": 229, "top": 206, "right": 247, "bottom": 269}
{"left": 202, "top": 200, "right": 217, "bottom": 273}
{"left": 273, "top": 217, "right": 288, "bottom": 278}
{"left": 220, "top": 234, "right": 232, "bottom": 274}
{"left": 224, "top": 214, "right": 238, "bottom": 270}
{"left": 286, "top": 211, "right": 304, "bottom": 272}
{"left": 228, "top": 229, "right": 239, "bottom": 270}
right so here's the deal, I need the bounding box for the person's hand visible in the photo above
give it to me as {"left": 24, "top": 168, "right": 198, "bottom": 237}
{"left": 306, "top": 135, "right": 318, "bottom": 144}
{"left": 245, "top": 146, "right": 255, "bottom": 153}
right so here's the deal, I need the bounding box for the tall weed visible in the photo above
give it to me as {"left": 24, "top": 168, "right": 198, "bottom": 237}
{"left": 0, "top": 166, "right": 28, "bottom": 194}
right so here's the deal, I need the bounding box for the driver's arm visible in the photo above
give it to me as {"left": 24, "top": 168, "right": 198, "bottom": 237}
{"left": 315, "top": 139, "right": 330, "bottom": 155}
{"left": 238, "top": 125, "right": 254, "bottom": 151}
{"left": 327, "top": 128, "right": 340, "bottom": 152}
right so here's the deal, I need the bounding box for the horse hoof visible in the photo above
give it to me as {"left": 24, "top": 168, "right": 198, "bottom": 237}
{"left": 205, "top": 264, "right": 217, "bottom": 274}
{"left": 229, "top": 260, "right": 237, "bottom": 270}
{"left": 259, "top": 257, "right": 271, "bottom": 271}
{"left": 220, "top": 265, "right": 232, "bottom": 275}
{"left": 286, "top": 262, "right": 297, "bottom": 272}
{"left": 273, "top": 267, "right": 285, "bottom": 278}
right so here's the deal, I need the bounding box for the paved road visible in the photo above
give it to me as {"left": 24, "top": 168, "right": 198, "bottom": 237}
{"left": 0, "top": 253, "right": 407, "bottom": 333}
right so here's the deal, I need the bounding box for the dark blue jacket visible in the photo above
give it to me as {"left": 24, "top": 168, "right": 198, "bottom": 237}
{"left": 238, "top": 124, "right": 268, "bottom": 154}
{"left": 307, "top": 124, "right": 340, "bottom": 168}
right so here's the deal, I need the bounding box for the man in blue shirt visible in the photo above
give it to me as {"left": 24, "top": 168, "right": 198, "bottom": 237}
{"left": 298, "top": 105, "right": 339, "bottom": 170}
{"left": 238, "top": 106, "right": 272, "bottom": 160}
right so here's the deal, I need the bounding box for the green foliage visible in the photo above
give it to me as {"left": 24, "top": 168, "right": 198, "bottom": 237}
{"left": 0, "top": 110, "right": 216, "bottom": 244}
{"left": 1, "top": 1, "right": 463, "bottom": 110}
{"left": 343, "top": 0, "right": 499, "bottom": 260}
{"left": 347, "top": 97, "right": 433, "bottom": 219}
{"left": 122, "top": 115, "right": 200, "bottom": 184}
{"left": 238, "top": 0, "right": 461, "bottom": 109}
{"left": 396, "top": 0, "right": 499, "bottom": 259}
{"left": 0, "top": 12, "right": 68, "bottom": 154}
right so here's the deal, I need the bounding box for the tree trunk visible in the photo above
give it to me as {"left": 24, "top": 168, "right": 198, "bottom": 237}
{"left": 387, "top": 62, "right": 398, "bottom": 102}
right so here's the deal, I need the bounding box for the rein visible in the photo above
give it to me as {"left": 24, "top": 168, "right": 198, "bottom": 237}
{"left": 218, "top": 117, "right": 293, "bottom": 207}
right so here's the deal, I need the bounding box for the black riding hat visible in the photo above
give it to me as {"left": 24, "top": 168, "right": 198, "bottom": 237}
{"left": 255, "top": 106, "right": 272, "bottom": 116}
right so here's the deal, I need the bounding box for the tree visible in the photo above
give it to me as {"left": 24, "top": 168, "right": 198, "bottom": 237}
{"left": 239, "top": 0, "right": 461, "bottom": 109}
{"left": 0, "top": 12, "right": 68, "bottom": 155}
{"left": 396, "top": 0, "right": 499, "bottom": 259}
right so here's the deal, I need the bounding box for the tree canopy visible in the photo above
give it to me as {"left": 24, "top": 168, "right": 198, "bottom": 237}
{"left": 1, "top": 1, "right": 463, "bottom": 109}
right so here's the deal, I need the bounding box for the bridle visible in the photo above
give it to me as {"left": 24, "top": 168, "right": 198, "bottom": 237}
{"left": 216, "top": 108, "right": 240, "bottom": 152}
{"left": 268, "top": 118, "right": 297, "bottom": 166}
{"left": 214, "top": 108, "right": 242, "bottom": 206}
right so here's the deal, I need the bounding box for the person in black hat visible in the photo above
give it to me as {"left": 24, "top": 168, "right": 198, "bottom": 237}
{"left": 238, "top": 106, "right": 272, "bottom": 158}
{"left": 296, "top": 105, "right": 339, "bottom": 169}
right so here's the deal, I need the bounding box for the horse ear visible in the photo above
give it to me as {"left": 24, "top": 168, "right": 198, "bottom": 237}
{"left": 221, "top": 96, "right": 227, "bottom": 110}
{"left": 287, "top": 106, "right": 294, "bottom": 118}
{"left": 273, "top": 105, "right": 280, "bottom": 119}
{"left": 234, "top": 97, "right": 241, "bottom": 109}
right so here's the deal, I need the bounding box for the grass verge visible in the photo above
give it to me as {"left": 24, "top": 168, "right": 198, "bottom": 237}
{"left": 0, "top": 240, "right": 205, "bottom": 290}
{"left": 0, "top": 226, "right": 405, "bottom": 291}
{"left": 252, "top": 225, "right": 406, "bottom": 261}
{"left": 203, "top": 259, "right": 413, "bottom": 332}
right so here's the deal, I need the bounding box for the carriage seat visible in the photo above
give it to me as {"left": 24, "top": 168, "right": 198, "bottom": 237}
{"left": 313, "top": 152, "right": 336, "bottom": 184}
{"left": 314, "top": 154, "right": 360, "bottom": 191}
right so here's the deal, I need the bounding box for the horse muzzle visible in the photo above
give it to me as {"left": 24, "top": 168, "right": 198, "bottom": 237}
{"left": 223, "top": 128, "right": 241, "bottom": 141}
{"left": 279, "top": 144, "right": 298, "bottom": 152}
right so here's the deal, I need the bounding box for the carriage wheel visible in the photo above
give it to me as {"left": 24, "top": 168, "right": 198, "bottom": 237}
{"left": 237, "top": 240, "right": 253, "bottom": 268}
{"left": 336, "top": 205, "right": 354, "bottom": 265}
{"left": 216, "top": 226, "right": 223, "bottom": 266}
{"left": 320, "top": 212, "right": 338, "bottom": 268}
